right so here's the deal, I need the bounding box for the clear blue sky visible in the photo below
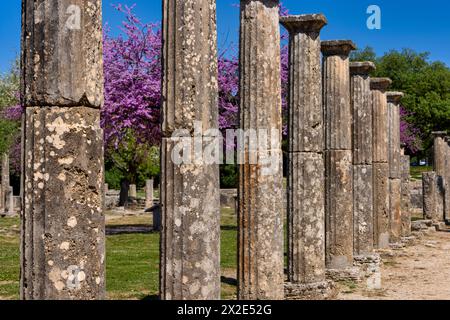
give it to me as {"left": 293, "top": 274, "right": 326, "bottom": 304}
{"left": 1, "top": 0, "right": 449, "bottom": 73}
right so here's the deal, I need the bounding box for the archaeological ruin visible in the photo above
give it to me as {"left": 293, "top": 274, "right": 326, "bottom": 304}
{"left": 0, "top": 0, "right": 449, "bottom": 301}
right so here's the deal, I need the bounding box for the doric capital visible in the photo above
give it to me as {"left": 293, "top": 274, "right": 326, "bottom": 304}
{"left": 350, "top": 61, "right": 376, "bottom": 76}
{"left": 370, "top": 78, "right": 392, "bottom": 91}
{"left": 321, "top": 40, "right": 356, "bottom": 57}
{"left": 280, "top": 14, "right": 327, "bottom": 34}
{"left": 386, "top": 91, "right": 404, "bottom": 104}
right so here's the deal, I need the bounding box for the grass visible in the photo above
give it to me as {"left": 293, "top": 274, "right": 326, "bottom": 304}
{"left": 0, "top": 208, "right": 238, "bottom": 300}
{"left": 410, "top": 166, "right": 432, "bottom": 181}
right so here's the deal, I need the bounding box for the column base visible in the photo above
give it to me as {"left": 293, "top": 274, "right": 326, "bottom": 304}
{"left": 354, "top": 254, "right": 382, "bottom": 290}
{"left": 326, "top": 266, "right": 363, "bottom": 282}
{"left": 284, "top": 280, "right": 336, "bottom": 300}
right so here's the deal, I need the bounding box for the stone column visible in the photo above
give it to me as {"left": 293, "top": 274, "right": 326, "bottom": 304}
{"left": 371, "top": 78, "right": 392, "bottom": 249}
{"left": 423, "top": 172, "right": 438, "bottom": 221}
{"left": 160, "top": 0, "right": 220, "bottom": 300}
{"left": 387, "top": 92, "right": 404, "bottom": 242}
{"left": 145, "top": 179, "right": 154, "bottom": 209}
{"left": 350, "top": 62, "right": 376, "bottom": 256}
{"left": 238, "top": 0, "right": 284, "bottom": 300}
{"left": 432, "top": 131, "right": 447, "bottom": 221}
{"left": 322, "top": 40, "right": 356, "bottom": 271}
{"left": 400, "top": 154, "right": 412, "bottom": 237}
{"left": 281, "top": 14, "right": 332, "bottom": 298}
{"left": 21, "top": 0, "right": 105, "bottom": 300}
{"left": 1, "top": 153, "right": 9, "bottom": 214}
{"left": 7, "top": 186, "right": 15, "bottom": 216}
{"left": 129, "top": 184, "right": 137, "bottom": 199}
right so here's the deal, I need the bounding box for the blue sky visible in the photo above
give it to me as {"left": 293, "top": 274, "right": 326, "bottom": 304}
{"left": 0, "top": 0, "right": 449, "bottom": 73}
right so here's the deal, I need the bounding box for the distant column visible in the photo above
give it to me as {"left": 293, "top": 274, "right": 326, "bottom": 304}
{"left": 445, "top": 137, "right": 450, "bottom": 221}
{"left": 129, "top": 184, "right": 137, "bottom": 199}
{"left": 423, "top": 172, "right": 438, "bottom": 221}
{"left": 371, "top": 78, "right": 392, "bottom": 248}
{"left": 160, "top": 0, "right": 221, "bottom": 300}
{"left": 432, "top": 131, "right": 447, "bottom": 221}
{"left": 238, "top": 0, "right": 284, "bottom": 300}
{"left": 387, "top": 92, "right": 404, "bottom": 242}
{"left": 1, "top": 154, "right": 9, "bottom": 214}
{"left": 322, "top": 40, "right": 356, "bottom": 269}
{"left": 281, "top": 14, "right": 330, "bottom": 297}
{"left": 350, "top": 61, "right": 376, "bottom": 255}
{"left": 400, "top": 153, "right": 412, "bottom": 236}
{"left": 145, "top": 179, "right": 154, "bottom": 209}
{"left": 7, "top": 186, "right": 15, "bottom": 216}
{"left": 21, "top": 0, "right": 105, "bottom": 300}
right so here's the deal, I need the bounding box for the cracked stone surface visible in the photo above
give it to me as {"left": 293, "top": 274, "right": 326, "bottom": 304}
{"left": 21, "top": 107, "right": 105, "bottom": 300}
{"left": 20, "top": 1, "right": 105, "bottom": 300}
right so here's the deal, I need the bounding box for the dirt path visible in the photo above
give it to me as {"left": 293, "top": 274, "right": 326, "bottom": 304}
{"left": 339, "top": 229, "right": 450, "bottom": 300}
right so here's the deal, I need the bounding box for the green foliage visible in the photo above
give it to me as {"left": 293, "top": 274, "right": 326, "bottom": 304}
{"left": 220, "top": 164, "right": 238, "bottom": 189}
{"left": 106, "top": 130, "right": 160, "bottom": 187}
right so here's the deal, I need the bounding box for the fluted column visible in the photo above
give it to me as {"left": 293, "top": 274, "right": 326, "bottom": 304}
{"left": 322, "top": 40, "right": 356, "bottom": 270}
{"left": 400, "top": 153, "right": 412, "bottom": 236}
{"left": 350, "top": 62, "right": 376, "bottom": 255}
{"left": 21, "top": 0, "right": 105, "bottom": 300}
{"left": 281, "top": 14, "right": 330, "bottom": 296}
{"left": 238, "top": 0, "right": 284, "bottom": 300}
{"left": 160, "top": 0, "right": 220, "bottom": 300}
{"left": 371, "top": 78, "right": 392, "bottom": 249}
{"left": 387, "top": 92, "right": 404, "bottom": 242}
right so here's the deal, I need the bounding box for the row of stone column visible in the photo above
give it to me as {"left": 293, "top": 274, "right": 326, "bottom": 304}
{"left": 423, "top": 132, "right": 450, "bottom": 222}
{"left": 20, "top": 0, "right": 413, "bottom": 300}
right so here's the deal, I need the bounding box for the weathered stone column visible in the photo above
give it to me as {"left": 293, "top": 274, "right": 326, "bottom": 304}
{"left": 160, "top": 0, "right": 220, "bottom": 300}
{"left": 371, "top": 78, "right": 392, "bottom": 249}
{"left": 350, "top": 62, "right": 376, "bottom": 256}
{"left": 238, "top": 0, "right": 284, "bottom": 300}
{"left": 387, "top": 92, "right": 404, "bottom": 242}
{"left": 281, "top": 14, "right": 332, "bottom": 298}
{"left": 400, "top": 153, "right": 412, "bottom": 236}
{"left": 322, "top": 40, "right": 356, "bottom": 271}
{"left": 7, "top": 186, "right": 15, "bottom": 216}
{"left": 145, "top": 179, "right": 154, "bottom": 209}
{"left": 21, "top": 0, "right": 105, "bottom": 300}
{"left": 432, "top": 131, "right": 447, "bottom": 221}
{"left": 445, "top": 136, "right": 450, "bottom": 221}
{"left": 129, "top": 184, "right": 137, "bottom": 199}
{"left": 423, "top": 172, "right": 439, "bottom": 221}
{"left": 1, "top": 153, "right": 9, "bottom": 214}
